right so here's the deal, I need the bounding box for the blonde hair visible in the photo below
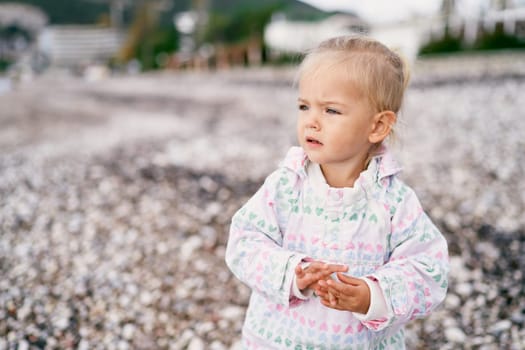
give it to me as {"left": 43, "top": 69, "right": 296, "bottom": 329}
{"left": 298, "top": 35, "right": 410, "bottom": 117}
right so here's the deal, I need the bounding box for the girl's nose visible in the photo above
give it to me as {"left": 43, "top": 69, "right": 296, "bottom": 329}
{"left": 305, "top": 111, "right": 320, "bottom": 130}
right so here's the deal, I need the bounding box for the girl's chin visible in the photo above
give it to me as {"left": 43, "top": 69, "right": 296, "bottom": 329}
{"left": 303, "top": 151, "right": 324, "bottom": 164}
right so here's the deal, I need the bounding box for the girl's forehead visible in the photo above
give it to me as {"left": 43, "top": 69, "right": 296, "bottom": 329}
{"left": 300, "top": 54, "right": 364, "bottom": 86}
{"left": 300, "top": 51, "right": 358, "bottom": 75}
{"left": 298, "top": 63, "right": 365, "bottom": 99}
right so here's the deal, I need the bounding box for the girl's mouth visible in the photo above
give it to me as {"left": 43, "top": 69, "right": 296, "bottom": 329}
{"left": 306, "top": 137, "right": 323, "bottom": 145}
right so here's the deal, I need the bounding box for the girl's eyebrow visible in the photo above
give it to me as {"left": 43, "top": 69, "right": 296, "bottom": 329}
{"left": 298, "top": 97, "right": 346, "bottom": 106}
{"left": 321, "top": 100, "right": 346, "bottom": 106}
{"left": 297, "top": 97, "right": 346, "bottom": 107}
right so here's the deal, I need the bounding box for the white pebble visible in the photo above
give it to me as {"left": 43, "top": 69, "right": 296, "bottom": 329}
{"left": 17, "top": 340, "right": 29, "bottom": 350}
{"left": 54, "top": 317, "right": 69, "bottom": 330}
{"left": 445, "top": 327, "right": 467, "bottom": 343}
{"left": 180, "top": 236, "right": 203, "bottom": 261}
{"left": 195, "top": 321, "right": 215, "bottom": 335}
{"left": 455, "top": 282, "right": 473, "bottom": 297}
{"left": 209, "top": 341, "right": 227, "bottom": 350}
{"left": 489, "top": 320, "right": 512, "bottom": 334}
{"left": 187, "top": 337, "right": 205, "bottom": 350}
{"left": 140, "top": 291, "right": 153, "bottom": 305}
{"left": 122, "top": 323, "right": 135, "bottom": 340}
{"left": 118, "top": 340, "right": 130, "bottom": 350}
{"left": 78, "top": 340, "right": 90, "bottom": 350}
{"left": 445, "top": 293, "right": 461, "bottom": 309}
{"left": 219, "top": 305, "right": 245, "bottom": 321}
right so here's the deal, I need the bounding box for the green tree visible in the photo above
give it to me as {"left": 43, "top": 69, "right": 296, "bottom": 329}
{"left": 116, "top": 1, "right": 179, "bottom": 70}
{"left": 203, "top": 3, "right": 283, "bottom": 45}
{"left": 472, "top": 25, "right": 525, "bottom": 51}
{"left": 419, "top": 32, "right": 463, "bottom": 55}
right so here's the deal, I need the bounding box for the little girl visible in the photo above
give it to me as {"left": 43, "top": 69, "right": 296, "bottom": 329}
{"left": 225, "top": 35, "right": 449, "bottom": 349}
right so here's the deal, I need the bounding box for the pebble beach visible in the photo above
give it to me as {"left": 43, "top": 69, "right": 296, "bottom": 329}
{"left": 1, "top": 52, "right": 524, "bottom": 349}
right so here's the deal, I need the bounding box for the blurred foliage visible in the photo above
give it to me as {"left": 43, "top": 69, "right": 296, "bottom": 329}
{"left": 114, "top": 1, "right": 179, "bottom": 70}
{"left": 1, "top": 0, "right": 325, "bottom": 26}
{"left": 0, "top": 58, "right": 10, "bottom": 71}
{"left": 203, "top": 0, "right": 329, "bottom": 22}
{"left": 0, "top": 24, "right": 32, "bottom": 72}
{"left": 269, "top": 51, "right": 304, "bottom": 66}
{"left": 199, "top": 1, "right": 329, "bottom": 66}
{"left": 202, "top": 4, "right": 281, "bottom": 44}
{"left": 419, "top": 24, "right": 525, "bottom": 56}
{"left": 472, "top": 26, "right": 525, "bottom": 50}
{"left": 135, "top": 27, "right": 178, "bottom": 69}
{"left": 128, "top": 0, "right": 326, "bottom": 69}
{"left": 419, "top": 32, "right": 464, "bottom": 55}
{"left": 0, "top": 24, "right": 32, "bottom": 41}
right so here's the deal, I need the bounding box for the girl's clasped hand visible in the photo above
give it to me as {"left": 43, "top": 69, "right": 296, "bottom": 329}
{"left": 295, "top": 262, "right": 371, "bottom": 315}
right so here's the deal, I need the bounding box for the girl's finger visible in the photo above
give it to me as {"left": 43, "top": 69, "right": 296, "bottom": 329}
{"left": 313, "top": 286, "right": 328, "bottom": 297}
{"left": 336, "top": 273, "right": 362, "bottom": 286}
{"left": 306, "top": 261, "right": 327, "bottom": 271}
{"left": 295, "top": 264, "right": 304, "bottom": 277}
{"left": 320, "top": 296, "right": 343, "bottom": 310}
{"left": 325, "top": 264, "right": 349, "bottom": 273}
{"left": 328, "top": 292, "right": 338, "bottom": 306}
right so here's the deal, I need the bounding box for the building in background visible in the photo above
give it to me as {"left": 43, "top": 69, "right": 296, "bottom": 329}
{"left": 0, "top": 2, "right": 126, "bottom": 77}
{"left": 264, "top": 12, "right": 432, "bottom": 62}
{"left": 264, "top": 13, "right": 369, "bottom": 54}
{"left": 37, "top": 26, "right": 125, "bottom": 68}
{"left": 371, "top": 18, "right": 438, "bottom": 62}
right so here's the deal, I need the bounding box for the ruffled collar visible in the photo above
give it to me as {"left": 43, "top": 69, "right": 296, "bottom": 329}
{"left": 281, "top": 146, "right": 402, "bottom": 203}
{"left": 281, "top": 146, "right": 401, "bottom": 182}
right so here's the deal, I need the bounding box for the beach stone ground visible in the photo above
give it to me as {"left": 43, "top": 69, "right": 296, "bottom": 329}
{"left": 1, "top": 52, "right": 524, "bottom": 349}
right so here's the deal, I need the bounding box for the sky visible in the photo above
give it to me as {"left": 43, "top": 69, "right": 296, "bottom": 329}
{"left": 297, "top": 0, "right": 522, "bottom": 24}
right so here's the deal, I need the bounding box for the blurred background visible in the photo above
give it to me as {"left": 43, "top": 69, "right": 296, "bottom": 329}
{"left": 0, "top": 0, "right": 524, "bottom": 349}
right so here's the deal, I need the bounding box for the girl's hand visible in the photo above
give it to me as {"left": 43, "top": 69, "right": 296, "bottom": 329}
{"left": 295, "top": 262, "right": 348, "bottom": 292}
{"left": 315, "top": 273, "right": 371, "bottom": 314}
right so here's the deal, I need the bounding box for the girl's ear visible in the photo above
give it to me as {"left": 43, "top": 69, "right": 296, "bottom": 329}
{"left": 368, "top": 111, "right": 397, "bottom": 144}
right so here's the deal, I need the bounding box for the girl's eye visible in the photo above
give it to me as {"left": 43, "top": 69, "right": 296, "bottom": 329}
{"left": 326, "top": 108, "right": 341, "bottom": 115}
{"left": 298, "top": 104, "right": 309, "bottom": 111}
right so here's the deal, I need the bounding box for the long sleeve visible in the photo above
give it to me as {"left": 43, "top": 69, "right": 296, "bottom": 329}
{"left": 363, "top": 182, "right": 449, "bottom": 331}
{"left": 225, "top": 167, "right": 308, "bottom": 306}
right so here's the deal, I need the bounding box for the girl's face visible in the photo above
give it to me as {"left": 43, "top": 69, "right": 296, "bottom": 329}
{"left": 297, "top": 63, "right": 376, "bottom": 172}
